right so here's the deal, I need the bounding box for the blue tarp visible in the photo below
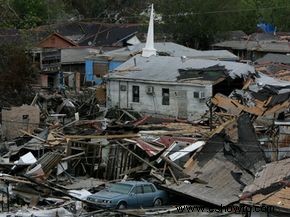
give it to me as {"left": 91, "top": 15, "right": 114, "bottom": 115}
{"left": 85, "top": 60, "right": 105, "bottom": 84}
{"left": 85, "top": 60, "right": 94, "bottom": 81}
{"left": 85, "top": 59, "right": 124, "bottom": 84}
{"left": 257, "top": 22, "right": 276, "bottom": 33}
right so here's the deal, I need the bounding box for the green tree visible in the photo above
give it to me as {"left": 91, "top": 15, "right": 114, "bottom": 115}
{"left": 153, "top": 0, "right": 290, "bottom": 49}
{"left": 11, "top": 0, "right": 48, "bottom": 28}
{"left": 6, "top": 0, "right": 70, "bottom": 28}
{"left": 0, "top": 44, "right": 36, "bottom": 106}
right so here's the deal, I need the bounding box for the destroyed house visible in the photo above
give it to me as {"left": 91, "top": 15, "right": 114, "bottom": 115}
{"left": 107, "top": 55, "right": 255, "bottom": 120}
{"left": 30, "top": 22, "right": 140, "bottom": 89}
{"left": 32, "top": 33, "right": 78, "bottom": 89}
{"left": 241, "top": 158, "right": 290, "bottom": 213}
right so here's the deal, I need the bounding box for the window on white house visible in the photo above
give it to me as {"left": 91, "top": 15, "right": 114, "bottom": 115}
{"left": 162, "top": 88, "right": 170, "bottom": 105}
{"left": 132, "top": 86, "right": 140, "bottom": 102}
{"left": 194, "top": 91, "right": 205, "bottom": 100}
{"left": 193, "top": 91, "right": 199, "bottom": 98}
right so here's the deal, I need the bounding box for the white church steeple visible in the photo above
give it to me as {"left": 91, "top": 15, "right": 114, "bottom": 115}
{"left": 142, "top": 4, "right": 156, "bottom": 57}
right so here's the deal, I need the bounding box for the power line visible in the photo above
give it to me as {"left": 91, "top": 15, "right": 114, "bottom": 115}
{"left": 1, "top": 5, "right": 290, "bottom": 28}
{"left": 78, "top": 5, "right": 290, "bottom": 22}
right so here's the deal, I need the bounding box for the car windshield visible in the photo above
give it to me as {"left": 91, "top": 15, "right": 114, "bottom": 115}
{"left": 108, "top": 183, "right": 133, "bottom": 194}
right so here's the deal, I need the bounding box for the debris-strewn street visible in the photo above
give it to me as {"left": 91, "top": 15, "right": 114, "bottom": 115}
{"left": 1, "top": 2, "right": 290, "bottom": 217}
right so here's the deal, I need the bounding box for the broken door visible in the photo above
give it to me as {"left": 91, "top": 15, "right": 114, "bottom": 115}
{"left": 175, "top": 90, "right": 188, "bottom": 118}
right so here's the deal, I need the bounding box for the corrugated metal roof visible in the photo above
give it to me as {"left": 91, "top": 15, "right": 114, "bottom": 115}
{"left": 213, "top": 40, "right": 290, "bottom": 53}
{"left": 109, "top": 55, "right": 255, "bottom": 83}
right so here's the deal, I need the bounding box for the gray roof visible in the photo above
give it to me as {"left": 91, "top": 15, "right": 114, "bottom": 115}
{"left": 61, "top": 47, "right": 99, "bottom": 64}
{"left": 89, "top": 42, "right": 238, "bottom": 62}
{"left": 128, "top": 42, "right": 238, "bottom": 60}
{"left": 255, "top": 53, "right": 290, "bottom": 65}
{"left": 213, "top": 40, "right": 290, "bottom": 53}
{"left": 109, "top": 55, "right": 255, "bottom": 83}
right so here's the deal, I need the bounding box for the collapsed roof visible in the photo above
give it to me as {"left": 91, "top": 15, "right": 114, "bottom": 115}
{"left": 241, "top": 158, "right": 290, "bottom": 212}
{"left": 162, "top": 113, "right": 266, "bottom": 206}
{"left": 109, "top": 55, "right": 254, "bottom": 84}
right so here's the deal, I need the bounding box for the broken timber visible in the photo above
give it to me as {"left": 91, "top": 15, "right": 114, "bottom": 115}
{"left": 65, "top": 133, "right": 139, "bottom": 140}
{"left": 212, "top": 93, "right": 290, "bottom": 116}
{"left": 117, "top": 141, "right": 158, "bottom": 170}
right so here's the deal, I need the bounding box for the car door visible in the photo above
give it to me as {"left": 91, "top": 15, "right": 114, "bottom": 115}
{"left": 131, "top": 185, "right": 144, "bottom": 208}
{"left": 142, "top": 184, "right": 156, "bottom": 207}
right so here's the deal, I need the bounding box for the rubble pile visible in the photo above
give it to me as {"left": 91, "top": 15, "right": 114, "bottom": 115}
{"left": 2, "top": 13, "right": 290, "bottom": 216}
{"left": 0, "top": 79, "right": 290, "bottom": 217}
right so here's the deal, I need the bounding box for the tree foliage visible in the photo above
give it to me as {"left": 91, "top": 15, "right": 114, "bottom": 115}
{"left": 0, "top": 44, "right": 35, "bottom": 88}
{"left": 0, "top": 0, "right": 71, "bottom": 28}
{"left": 153, "top": 0, "right": 290, "bottom": 48}
{"left": 0, "top": 0, "right": 290, "bottom": 48}
{"left": 0, "top": 44, "right": 36, "bottom": 106}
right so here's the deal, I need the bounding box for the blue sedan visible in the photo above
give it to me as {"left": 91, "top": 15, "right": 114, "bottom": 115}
{"left": 86, "top": 181, "right": 167, "bottom": 209}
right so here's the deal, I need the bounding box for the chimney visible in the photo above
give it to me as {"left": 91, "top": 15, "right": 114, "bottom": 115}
{"left": 142, "top": 4, "right": 156, "bottom": 58}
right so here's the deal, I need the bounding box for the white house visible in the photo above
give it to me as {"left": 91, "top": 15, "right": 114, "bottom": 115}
{"left": 106, "top": 55, "right": 255, "bottom": 120}
{"left": 106, "top": 4, "right": 255, "bottom": 120}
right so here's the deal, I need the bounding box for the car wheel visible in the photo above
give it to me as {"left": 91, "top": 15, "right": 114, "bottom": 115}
{"left": 153, "top": 198, "right": 162, "bottom": 207}
{"left": 117, "top": 202, "right": 127, "bottom": 209}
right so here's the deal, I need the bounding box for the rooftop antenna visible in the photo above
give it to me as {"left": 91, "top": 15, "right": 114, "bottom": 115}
{"left": 142, "top": 4, "right": 156, "bottom": 57}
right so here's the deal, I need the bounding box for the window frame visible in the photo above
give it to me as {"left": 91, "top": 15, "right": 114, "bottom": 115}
{"left": 162, "top": 88, "right": 170, "bottom": 105}
{"left": 193, "top": 91, "right": 199, "bottom": 99}
{"left": 132, "top": 85, "right": 140, "bottom": 103}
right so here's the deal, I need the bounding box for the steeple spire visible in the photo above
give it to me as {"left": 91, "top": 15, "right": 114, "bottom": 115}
{"left": 142, "top": 4, "right": 156, "bottom": 57}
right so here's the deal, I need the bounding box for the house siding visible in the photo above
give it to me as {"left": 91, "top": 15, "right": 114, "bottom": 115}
{"left": 85, "top": 60, "right": 94, "bottom": 82}
{"left": 37, "top": 33, "right": 76, "bottom": 49}
{"left": 107, "top": 80, "right": 212, "bottom": 120}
